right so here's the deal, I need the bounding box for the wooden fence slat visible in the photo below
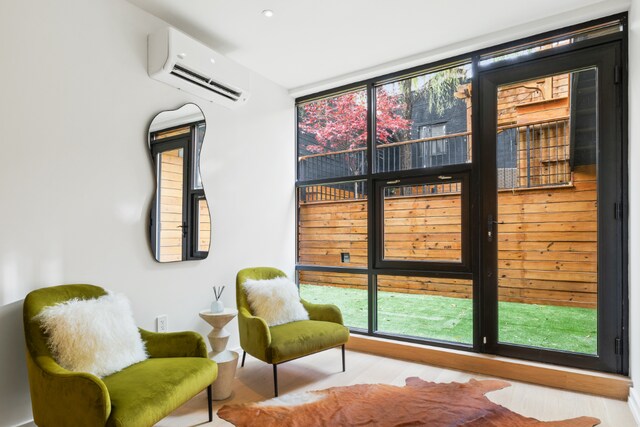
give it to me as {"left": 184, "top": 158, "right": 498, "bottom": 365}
{"left": 498, "top": 250, "right": 596, "bottom": 262}
{"left": 499, "top": 211, "right": 597, "bottom": 224}
{"left": 498, "top": 259, "right": 597, "bottom": 273}
{"left": 498, "top": 222, "right": 597, "bottom": 232}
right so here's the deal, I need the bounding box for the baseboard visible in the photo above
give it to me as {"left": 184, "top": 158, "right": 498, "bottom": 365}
{"left": 346, "top": 335, "right": 631, "bottom": 400}
{"left": 629, "top": 387, "right": 640, "bottom": 426}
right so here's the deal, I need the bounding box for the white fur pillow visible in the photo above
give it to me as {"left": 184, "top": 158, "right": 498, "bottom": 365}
{"left": 37, "top": 292, "right": 148, "bottom": 377}
{"left": 243, "top": 277, "right": 309, "bottom": 326}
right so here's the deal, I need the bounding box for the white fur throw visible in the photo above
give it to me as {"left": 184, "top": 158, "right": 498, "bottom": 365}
{"left": 243, "top": 277, "right": 309, "bottom": 326}
{"left": 37, "top": 292, "right": 148, "bottom": 377}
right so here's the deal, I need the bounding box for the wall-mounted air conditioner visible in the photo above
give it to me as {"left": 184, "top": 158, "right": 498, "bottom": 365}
{"left": 148, "top": 26, "right": 250, "bottom": 109}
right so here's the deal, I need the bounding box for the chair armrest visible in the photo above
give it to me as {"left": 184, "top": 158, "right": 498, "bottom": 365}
{"left": 27, "top": 352, "right": 111, "bottom": 426}
{"left": 238, "top": 307, "right": 272, "bottom": 362}
{"left": 301, "top": 299, "right": 344, "bottom": 325}
{"left": 139, "top": 329, "right": 208, "bottom": 358}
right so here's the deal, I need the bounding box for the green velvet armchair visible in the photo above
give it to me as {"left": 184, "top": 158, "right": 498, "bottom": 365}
{"left": 236, "top": 267, "right": 349, "bottom": 396}
{"left": 23, "top": 284, "right": 218, "bottom": 427}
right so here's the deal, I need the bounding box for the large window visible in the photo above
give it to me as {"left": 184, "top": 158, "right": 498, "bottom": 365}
{"left": 295, "top": 15, "right": 626, "bottom": 374}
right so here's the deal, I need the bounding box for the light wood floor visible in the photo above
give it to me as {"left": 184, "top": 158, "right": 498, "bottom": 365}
{"left": 159, "top": 348, "right": 637, "bottom": 427}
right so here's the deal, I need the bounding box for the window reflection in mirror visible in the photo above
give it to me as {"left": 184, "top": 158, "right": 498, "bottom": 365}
{"left": 148, "top": 104, "right": 210, "bottom": 262}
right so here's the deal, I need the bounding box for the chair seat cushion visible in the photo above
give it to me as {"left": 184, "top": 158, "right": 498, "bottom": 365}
{"left": 103, "top": 357, "right": 217, "bottom": 427}
{"left": 268, "top": 320, "right": 349, "bottom": 364}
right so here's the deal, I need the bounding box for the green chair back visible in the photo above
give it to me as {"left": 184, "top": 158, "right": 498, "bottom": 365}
{"left": 23, "top": 284, "right": 107, "bottom": 359}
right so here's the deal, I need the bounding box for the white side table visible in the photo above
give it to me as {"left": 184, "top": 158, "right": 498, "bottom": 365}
{"left": 199, "top": 308, "right": 239, "bottom": 400}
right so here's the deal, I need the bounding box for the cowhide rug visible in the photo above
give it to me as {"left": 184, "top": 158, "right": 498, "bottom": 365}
{"left": 218, "top": 377, "right": 600, "bottom": 426}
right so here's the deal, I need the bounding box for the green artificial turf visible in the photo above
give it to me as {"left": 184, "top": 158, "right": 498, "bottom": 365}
{"left": 300, "top": 284, "right": 597, "bottom": 354}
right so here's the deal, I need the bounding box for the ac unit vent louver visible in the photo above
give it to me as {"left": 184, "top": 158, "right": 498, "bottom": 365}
{"left": 170, "top": 64, "right": 242, "bottom": 102}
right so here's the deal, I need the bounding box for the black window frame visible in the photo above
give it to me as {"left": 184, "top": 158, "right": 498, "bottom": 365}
{"left": 374, "top": 172, "right": 471, "bottom": 272}
{"left": 294, "top": 12, "right": 628, "bottom": 374}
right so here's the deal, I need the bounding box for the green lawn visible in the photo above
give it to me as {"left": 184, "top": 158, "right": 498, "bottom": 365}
{"left": 300, "top": 284, "right": 597, "bottom": 354}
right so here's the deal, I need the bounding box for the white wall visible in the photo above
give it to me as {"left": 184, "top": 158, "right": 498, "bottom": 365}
{"left": 0, "top": 0, "right": 294, "bottom": 425}
{"left": 628, "top": 1, "right": 640, "bottom": 422}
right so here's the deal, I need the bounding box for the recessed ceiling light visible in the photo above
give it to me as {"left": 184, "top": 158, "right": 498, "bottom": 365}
{"left": 262, "top": 9, "right": 274, "bottom": 18}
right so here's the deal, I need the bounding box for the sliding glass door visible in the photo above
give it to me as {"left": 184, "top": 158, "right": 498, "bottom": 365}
{"left": 479, "top": 42, "right": 623, "bottom": 372}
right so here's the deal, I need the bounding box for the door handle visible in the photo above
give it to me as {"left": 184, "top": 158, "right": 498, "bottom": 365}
{"left": 177, "top": 222, "right": 188, "bottom": 238}
{"left": 487, "top": 214, "right": 503, "bottom": 242}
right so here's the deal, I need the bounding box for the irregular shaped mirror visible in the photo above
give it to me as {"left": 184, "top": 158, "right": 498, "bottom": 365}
{"left": 148, "top": 103, "right": 210, "bottom": 262}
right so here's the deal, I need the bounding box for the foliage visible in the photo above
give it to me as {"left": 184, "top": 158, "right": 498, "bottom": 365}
{"left": 422, "top": 68, "right": 468, "bottom": 116}
{"left": 298, "top": 66, "right": 470, "bottom": 154}
{"left": 298, "top": 90, "right": 411, "bottom": 154}
{"left": 394, "top": 67, "right": 470, "bottom": 119}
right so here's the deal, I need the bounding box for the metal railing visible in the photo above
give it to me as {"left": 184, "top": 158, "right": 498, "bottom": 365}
{"left": 497, "top": 118, "right": 571, "bottom": 189}
{"left": 384, "top": 182, "right": 461, "bottom": 198}
{"left": 299, "top": 181, "right": 367, "bottom": 203}
{"left": 298, "top": 118, "right": 571, "bottom": 190}
{"left": 298, "top": 132, "right": 471, "bottom": 180}
{"left": 376, "top": 132, "right": 471, "bottom": 173}
{"left": 298, "top": 148, "right": 366, "bottom": 181}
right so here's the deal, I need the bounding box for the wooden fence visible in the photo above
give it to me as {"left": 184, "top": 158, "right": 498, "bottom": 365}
{"left": 158, "top": 148, "right": 184, "bottom": 262}
{"left": 298, "top": 164, "right": 597, "bottom": 308}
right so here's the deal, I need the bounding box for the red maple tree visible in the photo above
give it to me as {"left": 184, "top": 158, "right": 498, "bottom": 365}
{"left": 299, "top": 89, "right": 411, "bottom": 154}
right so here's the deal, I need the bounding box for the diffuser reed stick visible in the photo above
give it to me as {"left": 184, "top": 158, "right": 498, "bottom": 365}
{"left": 213, "top": 285, "right": 225, "bottom": 301}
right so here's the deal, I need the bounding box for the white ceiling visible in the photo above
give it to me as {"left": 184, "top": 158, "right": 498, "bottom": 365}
{"left": 127, "top": 0, "right": 629, "bottom": 94}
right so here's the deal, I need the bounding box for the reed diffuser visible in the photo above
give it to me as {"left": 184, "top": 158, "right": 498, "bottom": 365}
{"left": 211, "top": 285, "right": 225, "bottom": 313}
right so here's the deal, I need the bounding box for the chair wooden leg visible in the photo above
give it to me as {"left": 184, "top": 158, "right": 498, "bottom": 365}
{"left": 206, "top": 384, "right": 212, "bottom": 422}
{"left": 273, "top": 364, "right": 279, "bottom": 397}
{"left": 241, "top": 351, "right": 246, "bottom": 367}
{"left": 342, "top": 344, "right": 346, "bottom": 372}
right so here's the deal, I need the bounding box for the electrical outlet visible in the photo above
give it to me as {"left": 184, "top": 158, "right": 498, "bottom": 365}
{"left": 156, "top": 315, "right": 168, "bottom": 333}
